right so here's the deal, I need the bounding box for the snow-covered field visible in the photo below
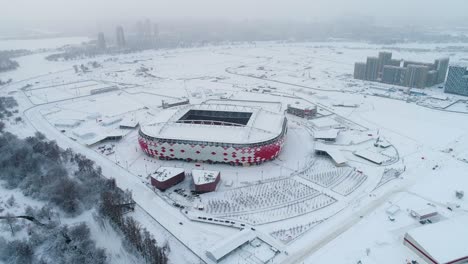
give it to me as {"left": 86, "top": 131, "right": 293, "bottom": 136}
{"left": 2, "top": 39, "right": 468, "bottom": 264}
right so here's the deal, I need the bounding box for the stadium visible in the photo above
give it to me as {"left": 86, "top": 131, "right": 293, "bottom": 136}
{"left": 138, "top": 104, "right": 287, "bottom": 165}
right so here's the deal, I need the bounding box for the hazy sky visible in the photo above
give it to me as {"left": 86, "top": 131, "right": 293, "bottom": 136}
{"left": 2, "top": 0, "right": 468, "bottom": 23}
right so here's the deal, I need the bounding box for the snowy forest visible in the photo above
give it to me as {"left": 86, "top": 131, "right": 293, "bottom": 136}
{"left": 0, "top": 97, "right": 169, "bottom": 264}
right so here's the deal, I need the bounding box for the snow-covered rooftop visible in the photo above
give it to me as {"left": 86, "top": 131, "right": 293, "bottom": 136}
{"left": 153, "top": 167, "right": 184, "bottom": 182}
{"left": 120, "top": 117, "right": 139, "bottom": 128}
{"left": 315, "top": 142, "right": 347, "bottom": 165}
{"left": 288, "top": 102, "right": 316, "bottom": 111}
{"left": 353, "top": 149, "right": 388, "bottom": 164}
{"left": 140, "top": 104, "right": 286, "bottom": 144}
{"left": 314, "top": 129, "right": 340, "bottom": 140}
{"left": 206, "top": 229, "right": 256, "bottom": 262}
{"left": 405, "top": 215, "right": 468, "bottom": 263}
{"left": 192, "top": 169, "right": 219, "bottom": 185}
{"left": 310, "top": 117, "right": 341, "bottom": 129}
{"left": 53, "top": 119, "right": 82, "bottom": 128}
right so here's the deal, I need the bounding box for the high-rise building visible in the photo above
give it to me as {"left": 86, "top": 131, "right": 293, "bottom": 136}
{"left": 354, "top": 62, "right": 367, "bottom": 80}
{"left": 389, "top": 59, "right": 401, "bottom": 67}
{"left": 445, "top": 66, "right": 468, "bottom": 96}
{"left": 366, "top": 57, "right": 379, "bottom": 81}
{"left": 377, "top": 51, "right": 392, "bottom": 76}
{"left": 97, "top": 32, "right": 106, "bottom": 50}
{"left": 435, "top": 58, "right": 450, "bottom": 84}
{"left": 426, "top": 70, "right": 438, "bottom": 87}
{"left": 405, "top": 64, "right": 429, "bottom": 88}
{"left": 353, "top": 52, "right": 450, "bottom": 89}
{"left": 403, "top": 61, "right": 435, "bottom": 70}
{"left": 153, "top": 23, "right": 159, "bottom": 39}
{"left": 382, "top": 66, "right": 407, "bottom": 85}
{"left": 143, "top": 19, "right": 152, "bottom": 38}
{"left": 116, "top": 26, "right": 126, "bottom": 48}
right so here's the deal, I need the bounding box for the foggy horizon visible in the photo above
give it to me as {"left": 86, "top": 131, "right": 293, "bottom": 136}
{"left": 2, "top": 0, "right": 468, "bottom": 34}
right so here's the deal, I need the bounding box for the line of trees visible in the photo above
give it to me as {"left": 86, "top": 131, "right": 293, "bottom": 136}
{"left": 100, "top": 182, "right": 169, "bottom": 264}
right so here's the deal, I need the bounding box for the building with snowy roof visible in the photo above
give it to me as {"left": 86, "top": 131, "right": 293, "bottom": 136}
{"left": 54, "top": 119, "right": 82, "bottom": 128}
{"left": 138, "top": 104, "right": 287, "bottom": 165}
{"left": 287, "top": 103, "right": 317, "bottom": 119}
{"left": 314, "top": 129, "right": 340, "bottom": 142}
{"left": 206, "top": 229, "right": 257, "bottom": 262}
{"left": 353, "top": 149, "right": 388, "bottom": 165}
{"left": 315, "top": 143, "right": 347, "bottom": 166}
{"left": 404, "top": 215, "right": 468, "bottom": 264}
{"left": 192, "top": 169, "right": 220, "bottom": 193}
{"left": 310, "top": 117, "right": 342, "bottom": 130}
{"left": 100, "top": 117, "right": 122, "bottom": 126}
{"left": 119, "top": 117, "right": 139, "bottom": 129}
{"left": 150, "top": 167, "right": 185, "bottom": 191}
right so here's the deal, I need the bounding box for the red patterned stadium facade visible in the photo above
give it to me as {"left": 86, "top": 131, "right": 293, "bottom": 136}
{"left": 138, "top": 120, "right": 287, "bottom": 166}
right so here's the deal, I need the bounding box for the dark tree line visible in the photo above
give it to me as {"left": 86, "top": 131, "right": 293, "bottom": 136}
{"left": 99, "top": 181, "right": 169, "bottom": 264}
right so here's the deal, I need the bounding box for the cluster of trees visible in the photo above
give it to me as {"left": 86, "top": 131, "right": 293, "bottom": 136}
{"left": 0, "top": 132, "right": 91, "bottom": 215}
{"left": 0, "top": 58, "right": 19, "bottom": 72}
{"left": 72, "top": 62, "right": 101, "bottom": 74}
{"left": 45, "top": 45, "right": 107, "bottom": 61}
{"left": 0, "top": 50, "right": 29, "bottom": 72}
{"left": 0, "top": 205, "right": 107, "bottom": 264}
{"left": 0, "top": 130, "right": 169, "bottom": 263}
{"left": 0, "top": 96, "right": 19, "bottom": 120}
{"left": 0, "top": 78, "right": 12, "bottom": 86}
{"left": 100, "top": 183, "right": 169, "bottom": 264}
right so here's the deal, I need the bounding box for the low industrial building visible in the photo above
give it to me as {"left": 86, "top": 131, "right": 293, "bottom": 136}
{"left": 315, "top": 143, "right": 347, "bottom": 166}
{"left": 206, "top": 229, "right": 257, "bottom": 262}
{"left": 353, "top": 149, "right": 388, "bottom": 165}
{"left": 119, "top": 117, "right": 139, "bottom": 129}
{"left": 54, "top": 119, "right": 82, "bottom": 128}
{"left": 100, "top": 117, "right": 122, "bottom": 126}
{"left": 404, "top": 215, "right": 468, "bottom": 264}
{"left": 314, "top": 129, "right": 340, "bottom": 142}
{"left": 89, "top": 86, "right": 119, "bottom": 95}
{"left": 287, "top": 103, "right": 317, "bottom": 119}
{"left": 192, "top": 169, "right": 220, "bottom": 193}
{"left": 310, "top": 117, "right": 341, "bottom": 130}
{"left": 410, "top": 208, "right": 438, "bottom": 222}
{"left": 162, "top": 98, "right": 190, "bottom": 109}
{"left": 150, "top": 167, "right": 185, "bottom": 191}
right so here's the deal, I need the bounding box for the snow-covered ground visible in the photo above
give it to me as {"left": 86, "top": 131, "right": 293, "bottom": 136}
{"left": 2, "top": 38, "right": 468, "bottom": 263}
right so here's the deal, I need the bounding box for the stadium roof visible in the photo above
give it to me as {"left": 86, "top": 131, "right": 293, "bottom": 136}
{"left": 140, "top": 104, "right": 286, "bottom": 144}
{"left": 404, "top": 215, "right": 468, "bottom": 264}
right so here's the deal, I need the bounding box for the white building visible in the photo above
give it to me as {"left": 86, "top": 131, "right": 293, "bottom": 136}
{"left": 404, "top": 215, "right": 468, "bottom": 264}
